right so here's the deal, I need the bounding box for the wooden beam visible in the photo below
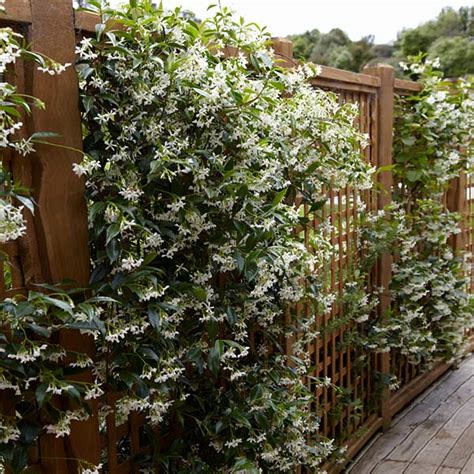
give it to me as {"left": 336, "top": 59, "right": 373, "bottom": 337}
{"left": 272, "top": 38, "right": 380, "bottom": 88}
{"left": 310, "top": 77, "right": 378, "bottom": 94}
{"left": 28, "top": 0, "right": 90, "bottom": 286}
{"left": 0, "top": 0, "right": 32, "bottom": 24}
{"left": 363, "top": 63, "right": 395, "bottom": 431}
{"left": 318, "top": 65, "right": 380, "bottom": 88}
{"left": 27, "top": 0, "right": 100, "bottom": 470}
{"left": 394, "top": 78, "right": 423, "bottom": 94}
{"left": 74, "top": 10, "right": 99, "bottom": 33}
{"left": 447, "top": 174, "right": 467, "bottom": 255}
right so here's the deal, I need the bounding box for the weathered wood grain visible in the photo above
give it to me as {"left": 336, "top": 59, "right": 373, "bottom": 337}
{"left": 460, "top": 454, "right": 474, "bottom": 474}
{"left": 0, "top": 0, "right": 31, "bottom": 24}
{"left": 410, "top": 397, "right": 473, "bottom": 467}
{"left": 388, "top": 378, "right": 473, "bottom": 462}
{"left": 372, "top": 460, "right": 410, "bottom": 473}
{"left": 363, "top": 64, "right": 395, "bottom": 431}
{"left": 394, "top": 78, "right": 423, "bottom": 94}
{"left": 442, "top": 423, "right": 474, "bottom": 469}
{"left": 26, "top": 0, "right": 99, "bottom": 471}
{"left": 349, "top": 357, "right": 474, "bottom": 474}
{"left": 437, "top": 467, "right": 461, "bottom": 474}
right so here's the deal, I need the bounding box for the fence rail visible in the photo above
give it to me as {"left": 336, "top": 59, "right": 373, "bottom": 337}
{"left": 1, "top": 1, "right": 473, "bottom": 472}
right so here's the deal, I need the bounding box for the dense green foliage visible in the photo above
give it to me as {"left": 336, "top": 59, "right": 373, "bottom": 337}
{"left": 362, "top": 58, "right": 474, "bottom": 366}
{"left": 289, "top": 6, "right": 474, "bottom": 77}
{"left": 0, "top": 1, "right": 372, "bottom": 472}
{"left": 289, "top": 28, "right": 382, "bottom": 73}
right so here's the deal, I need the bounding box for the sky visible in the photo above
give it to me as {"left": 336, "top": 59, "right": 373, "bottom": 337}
{"left": 109, "top": 0, "right": 470, "bottom": 44}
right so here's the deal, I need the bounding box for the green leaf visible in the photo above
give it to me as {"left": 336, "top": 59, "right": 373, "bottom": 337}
{"left": 42, "top": 296, "right": 73, "bottom": 314}
{"left": 147, "top": 309, "right": 160, "bottom": 332}
{"left": 19, "top": 422, "right": 41, "bottom": 444}
{"left": 406, "top": 169, "right": 421, "bottom": 182}
{"left": 401, "top": 136, "right": 416, "bottom": 146}
{"left": 30, "top": 132, "right": 61, "bottom": 140}
{"left": 208, "top": 342, "right": 222, "bottom": 376}
{"left": 234, "top": 250, "right": 245, "bottom": 272}
{"left": 95, "top": 22, "right": 106, "bottom": 41}
{"left": 15, "top": 195, "right": 35, "bottom": 214}
{"left": 232, "top": 457, "right": 258, "bottom": 472}
{"left": 106, "top": 238, "right": 120, "bottom": 262}
{"left": 192, "top": 287, "right": 207, "bottom": 301}
{"left": 271, "top": 187, "right": 288, "bottom": 208}
{"left": 11, "top": 446, "right": 29, "bottom": 474}
{"left": 249, "top": 384, "right": 263, "bottom": 402}
{"left": 35, "top": 383, "right": 51, "bottom": 408}
{"left": 106, "top": 222, "right": 121, "bottom": 244}
{"left": 65, "top": 384, "right": 81, "bottom": 402}
{"left": 26, "top": 323, "right": 51, "bottom": 338}
{"left": 226, "top": 306, "right": 237, "bottom": 325}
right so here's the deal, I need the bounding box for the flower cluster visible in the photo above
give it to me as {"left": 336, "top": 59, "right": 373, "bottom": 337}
{"left": 361, "top": 55, "right": 473, "bottom": 367}
{"left": 0, "top": 27, "right": 73, "bottom": 246}
{"left": 75, "top": 1, "right": 372, "bottom": 471}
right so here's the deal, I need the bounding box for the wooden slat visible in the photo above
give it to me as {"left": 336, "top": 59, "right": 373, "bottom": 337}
{"left": 410, "top": 398, "right": 474, "bottom": 468}
{"left": 316, "top": 66, "right": 380, "bottom": 88}
{"left": 24, "top": 0, "right": 100, "bottom": 471}
{"left": 0, "top": 0, "right": 32, "bottom": 24}
{"left": 363, "top": 64, "right": 394, "bottom": 431}
{"left": 29, "top": 1, "right": 90, "bottom": 285}
{"left": 390, "top": 362, "right": 451, "bottom": 416}
{"left": 74, "top": 10, "right": 99, "bottom": 32}
{"left": 273, "top": 37, "right": 380, "bottom": 89}
{"left": 394, "top": 78, "right": 423, "bottom": 94}
{"left": 311, "top": 77, "right": 378, "bottom": 94}
{"left": 443, "top": 423, "right": 474, "bottom": 469}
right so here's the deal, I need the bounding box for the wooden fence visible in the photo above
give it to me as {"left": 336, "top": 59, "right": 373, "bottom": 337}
{"left": 1, "top": 1, "right": 473, "bottom": 472}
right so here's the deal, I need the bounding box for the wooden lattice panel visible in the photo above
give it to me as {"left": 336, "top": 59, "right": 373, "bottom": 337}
{"left": 465, "top": 172, "right": 473, "bottom": 293}
{"left": 304, "top": 85, "right": 381, "bottom": 443}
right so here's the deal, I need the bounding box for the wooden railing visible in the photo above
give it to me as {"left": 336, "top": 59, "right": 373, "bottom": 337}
{"left": 1, "top": 2, "right": 472, "bottom": 473}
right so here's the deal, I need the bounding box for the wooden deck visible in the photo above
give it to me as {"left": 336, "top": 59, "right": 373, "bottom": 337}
{"left": 348, "top": 355, "right": 474, "bottom": 474}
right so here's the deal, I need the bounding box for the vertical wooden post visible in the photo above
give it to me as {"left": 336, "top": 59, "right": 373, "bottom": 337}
{"left": 447, "top": 174, "right": 467, "bottom": 254}
{"left": 272, "top": 37, "right": 296, "bottom": 68}
{"left": 363, "top": 64, "right": 395, "bottom": 431}
{"left": 26, "top": 0, "right": 100, "bottom": 471}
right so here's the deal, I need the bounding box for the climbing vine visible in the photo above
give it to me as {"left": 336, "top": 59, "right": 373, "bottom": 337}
{"left": 363, "top": 55, "right": 474, "bottom": 367}
{"left": 76, "top": 1, "right": 372, "bottom": 471}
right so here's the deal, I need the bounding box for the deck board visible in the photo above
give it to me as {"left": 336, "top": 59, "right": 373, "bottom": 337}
{"left": 348, "top": 355, "right": 474, "bottom": 474}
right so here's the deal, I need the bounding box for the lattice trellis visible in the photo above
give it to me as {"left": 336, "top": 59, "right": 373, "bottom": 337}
{"left": 299, "top": 86, "right": 381, "bottom": 443}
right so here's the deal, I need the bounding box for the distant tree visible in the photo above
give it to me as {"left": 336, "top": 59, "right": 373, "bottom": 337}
{"left": 372, "top": 44, "right": 394, "bottom": 58}
{"left": 396, "top": 26, "right": 437, "bottom": 57}
{"left": 287, "top": 6, "right": 474, "bottom": 77}
{"left": 309, "top": 28, "right": 350, "bottom": 65}
{"left": 348, "top": 35, "right": 376, "bottom": 71}
{"left": 289, "top": 29, "right": 320, "bottom": 60}
{"left": 395, "top": 6, "right": 474, "bottom": 77}
{"left": 428, "top": 36, "right": 474, "bottom": 77}
{"left": 459, "top": 6, "right": 474, "bottom": 35}
{"left": 327, "top": 46, "right": 354, "bottom": 70}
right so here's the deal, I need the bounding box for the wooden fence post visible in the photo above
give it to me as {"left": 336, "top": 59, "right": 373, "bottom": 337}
{"left": 447, "top": 174, "right": 467, "bottom": 254}
{"left": 26, "top": 0, "right": 100, "bottom": 471}
{"left": 363, "top": 64, "right": 395, "bottom": 431}
{"left": 272, "top": 37, "right": 296, "bottom": 68}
